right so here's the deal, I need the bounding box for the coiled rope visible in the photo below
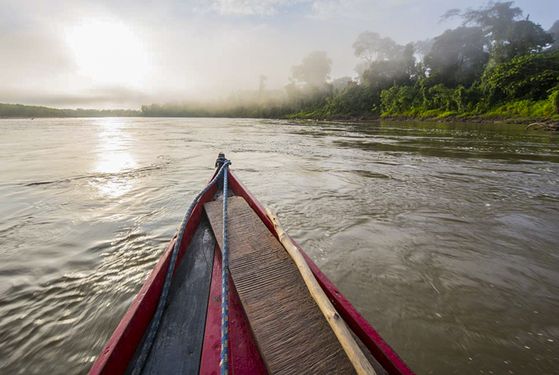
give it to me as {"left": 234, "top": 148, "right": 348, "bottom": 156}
{"left": 132, "top": 157, "right": 231, "bottom": 375}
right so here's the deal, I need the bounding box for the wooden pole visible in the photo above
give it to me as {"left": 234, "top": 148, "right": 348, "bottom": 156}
{"left": 266, "top": 209, "right": 377, "bottom": 375}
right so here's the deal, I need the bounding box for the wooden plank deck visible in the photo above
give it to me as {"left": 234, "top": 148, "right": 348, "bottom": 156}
{"left": 205, "top": 196, "right": 356, "bottom": 375}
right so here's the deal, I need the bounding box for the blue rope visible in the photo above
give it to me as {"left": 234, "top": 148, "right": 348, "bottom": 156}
{"left": 220, "top": 162, "right": 230, "bottom": 375}
{"left": 132, "top": 161, "right": 230, "bottom": 375}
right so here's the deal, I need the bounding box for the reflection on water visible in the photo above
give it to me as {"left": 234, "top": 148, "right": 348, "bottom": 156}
{"left": 0, "top": 118, "right": 558, "bottom": 375}
{"left": 93, "top": 118, "right": 136, "bottom": 197}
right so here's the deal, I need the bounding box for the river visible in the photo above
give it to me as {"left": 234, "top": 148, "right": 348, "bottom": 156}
{"left": 0, "top": 118, "right": 558, "bottom": 374}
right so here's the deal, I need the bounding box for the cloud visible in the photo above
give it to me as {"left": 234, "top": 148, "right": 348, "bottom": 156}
{"left": 207, "top": 0, "right": 310, "bottom": 16}
{"left": 1, "top": 0, "right": 557, "bottom": 108}
{"left": 310, "top": 0, "right": 414, "bottom": 19}
{"left": 204, "top": 0, "right": 420, "bottom": 18}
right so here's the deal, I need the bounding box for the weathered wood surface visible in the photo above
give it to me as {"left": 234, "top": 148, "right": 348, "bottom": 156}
{"left": 205, "top": 196, "right": 356, "bottom": 375}
{"left": 266, "top": 210, "right": 376, "bottom": 375}
{"left": 199, "top": 247, "right": 268, "bottom": 374}
{"left": 353, "top": 331, "right": 388, "bottom": 375}
{"left": 135, "top": 217, "right": 216, "bottom": 375}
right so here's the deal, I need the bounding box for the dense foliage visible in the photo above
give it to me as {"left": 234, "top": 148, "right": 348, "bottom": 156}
{"left": 4, "top": 2, "right": 558, "bottom": 122}
{"left": 481, "top": 52, "right": 559, "bottom": 103}
{"left": 290, "top": 2, "right": 559, "bottom": 121}
{"left": 141, "top": 2, "right": 558, "bottom": 122}
{"left": 379, "top": 51, "right": 559, "bottom": 118}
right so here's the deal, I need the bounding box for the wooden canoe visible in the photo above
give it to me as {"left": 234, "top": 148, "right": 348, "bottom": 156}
{"left": 88, "top": 156, "right": 414, "bottom": 375}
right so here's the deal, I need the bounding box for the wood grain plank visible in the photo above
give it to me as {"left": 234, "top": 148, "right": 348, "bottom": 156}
{"left": 138, "top": 217, "right": 215, "bottom": 375}
{"left": 199, "top": 246, "right": 268, "bottom": 375}
{"left": 205, "top": 197, "right": 355, "bottom": 375}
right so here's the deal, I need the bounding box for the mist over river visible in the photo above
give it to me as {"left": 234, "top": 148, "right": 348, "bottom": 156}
{"left": 0, "top": 118, "right": 558, "bottom": 374}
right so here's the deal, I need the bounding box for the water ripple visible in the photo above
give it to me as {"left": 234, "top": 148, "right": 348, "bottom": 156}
{"left": 0, "top": 118, "right": 558, "bottom": 374}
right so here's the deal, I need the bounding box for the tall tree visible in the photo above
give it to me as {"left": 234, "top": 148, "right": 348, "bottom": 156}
{"left": 353, "top": 32, "right": 403, "bottom": 63}
{"left": 445, "top": 1, "right": 552, "bottom": 63}
{"left": 424, "top": 27, "right": 489, "bottom": 86}
{"left": 353, "top": 32, "right": 416, "bottom": 87}
{"left": 549, "top": 20, "right": 559, "bottom": 50}
{"left": 361, "top": 43, "right": 416, "bottom": 89}
{"left": 291, "top": 51, "right": 332, "bottom": 87}
{"left": 458, "top": 1, "right": 522, "bottom": 42}
{"left": 504, "top": 20, "right": 553, "bottom": 57}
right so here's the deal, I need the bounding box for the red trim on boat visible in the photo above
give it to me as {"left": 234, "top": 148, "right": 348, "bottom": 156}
{"left": 88, "top": 183, "right": 218, "bottom": 375}
{"left": 199, "top": 247, "right": 223, "bottom": 375}
{"left": 199, "top": 248, "right": 268, "bottom": 375}
{"left": 228, "top": 171, "right": 414, "bottom": 375}
{"left": 89, "top": 167, "right": 413, "bottom": 375}
{"left": 300, "top": 250, "right": 414, "bottom": 375}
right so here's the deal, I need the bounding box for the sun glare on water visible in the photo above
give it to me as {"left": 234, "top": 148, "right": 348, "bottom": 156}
{"left": 65, "top": 19, "right": 150, "bottom": 87}
{"left": 92, "top": 118, "right": 137, "bottom": 198}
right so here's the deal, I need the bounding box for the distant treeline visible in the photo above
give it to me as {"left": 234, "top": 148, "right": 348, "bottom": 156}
{"left": 0, "top": 103, "right": 140, "bottom": 118}
{"left": 4, "top": 2, "right": 559, "bottom": 122}
{"left": 142, "top": 2, "right": 559, "bottom": 122}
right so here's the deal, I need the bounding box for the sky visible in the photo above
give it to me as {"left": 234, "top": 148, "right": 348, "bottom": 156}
{"left": 0, "top": 0, "right": 557, "bottom": 108}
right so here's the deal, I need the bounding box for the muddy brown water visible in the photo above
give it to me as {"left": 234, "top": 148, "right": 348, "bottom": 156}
{"left": 0, "top": 118, "right": 558, "bottom": 374}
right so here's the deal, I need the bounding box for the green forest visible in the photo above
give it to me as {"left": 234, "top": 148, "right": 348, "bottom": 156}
{"left": 0, "top": 103, "right": 139, "bottom": 118}
{"left": 3, "top": 2, "right": 558, "bottom": 123}
{"left": 141, "top": 2, "right": 559, "bottom": 122}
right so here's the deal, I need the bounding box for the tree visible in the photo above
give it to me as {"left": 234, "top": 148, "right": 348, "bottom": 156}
{"left": 424, "top": 27, "right": 488, "bottom": 86}
{"left": 360, "top": 44, "right": 416, "bottom": 92}
{"left": 481, "top": 50, "right": 559, "bottom": 104}
{"left": 549, "top": 20, "right": 559, "bottom": 50}
{"left": 352, "top": 31, "right": 416, "bottom": 88}
{"left": 331, "top": 76, "right": 354, "bottom": 92}
{"left": 458, "top": 1, "right": 522, "bottom": 41}
{"left": 413, "top": 38, "right": 435, "bottom": 58}
{"left": 504, "top": 20, "right": 553, "bottom": 57}
{"left": 291, "top": 51, "right": 332, "bottom": 87}
{"left": 353, "top": 32, "right": 403, "bottom": 63}
{"left": 445, "top": 1, "right": 553, "bottom": 63}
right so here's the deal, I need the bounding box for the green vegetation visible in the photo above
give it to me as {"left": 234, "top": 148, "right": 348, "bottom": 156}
{"left": 0, "top": 103, "right": 65, "bottom": 118}
{"left": 0, "top": 103, "right": 140, "bottom": 118}
{"left": 3, "top": 2, "right": 558, "bottom": 123}
{"left": 379, "top": 52, "right": 559, "bottom": 120}
{"left": 285, "top": 2, "right": 559, "bottom": 122}
{"left": 141, "top": 2, "right": 559, "bottom": 123}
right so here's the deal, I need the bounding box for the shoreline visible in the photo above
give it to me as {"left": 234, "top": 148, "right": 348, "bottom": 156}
{"left": 2, "top": 114, "right": 558, "bottom": 128}
{"left": 381, "top": 114, "right": 559, "bottom": 126}
{"left": 287, "top": 113, "right": 559, "bottom": 127}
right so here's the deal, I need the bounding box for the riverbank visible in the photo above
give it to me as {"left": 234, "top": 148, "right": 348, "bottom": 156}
{"left": 287, "top": 97, "right": 559, "bottom": 127}
{"left": 381, "top": 113, "right": 559, "bottom": 126}
{"left": 287, "top": 93, "right": 559, "bottom": 126}
{"left": 379, "top": 98, "right": 559, "bottom": 126}
{"left": 287, "top": 111, "right": 559, "bottom": 127}
{"left": 3, "top": 101, "right": 558, "bottom": 129}
{"left": 0, "top": 103, "right": 140, "bottom": 118}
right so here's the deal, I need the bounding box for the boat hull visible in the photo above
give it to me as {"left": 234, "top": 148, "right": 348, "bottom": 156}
{"left": 89, "top": 170, "right": 413, "bottom": 375}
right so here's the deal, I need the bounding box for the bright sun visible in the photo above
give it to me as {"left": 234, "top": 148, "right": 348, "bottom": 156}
{"left": 65, "top": 19, "right": 150, "bottom": 87}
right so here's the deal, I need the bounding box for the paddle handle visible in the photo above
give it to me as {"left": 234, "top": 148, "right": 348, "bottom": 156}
{"left": 266, "top": 209, "right": 377, "bottom": 375}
